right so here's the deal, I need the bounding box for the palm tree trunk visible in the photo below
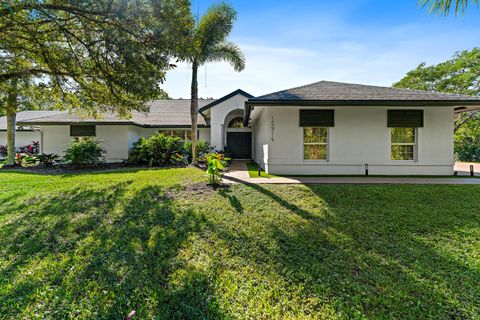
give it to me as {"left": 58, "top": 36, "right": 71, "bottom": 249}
{"left": 190, "top": 62, "right": 198, "bottom": 164}
{"left": 6, "top": 80, "right": 18, "bottom": 166}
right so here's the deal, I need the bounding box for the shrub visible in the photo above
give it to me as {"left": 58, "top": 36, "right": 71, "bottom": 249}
{"left": 455, "top": 138, "right": 480, "bottom": 162}
{"left": 128, "top": 133, "right": 182, "bottom": 166}
{"left": 37, "top": 153, "right": 60, "bottom": 166}
{"left": 63, "top": 138, "right": 105, "bottom": 165}
{"left": 0, "top": 145, "right": 7, "bottom": 157}
{"left": 182, "top": 140, "right": 210, "bottom": 161}
{"left": 454, "top": 117, "right": 480, "bottom": 162}
{"left": 0, "top": 141, "right": 40, "bottom": 158}
{"left": 18, "top": 141, "right": 40, "bottom": 155}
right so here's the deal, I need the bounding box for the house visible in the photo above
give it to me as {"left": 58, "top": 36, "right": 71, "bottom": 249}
{"left": 2, "top": 80, "right": 480, "bottom": 175}
{"left": 0, "top": 111, "right": 63, "bottom": 149}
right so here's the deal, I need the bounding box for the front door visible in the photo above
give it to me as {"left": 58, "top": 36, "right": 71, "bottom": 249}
{"left": 227, "top": 132, "right": 252, "bottom": 159}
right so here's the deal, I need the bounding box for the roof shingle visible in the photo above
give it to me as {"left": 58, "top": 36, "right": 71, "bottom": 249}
{"left": 251, "top": 81, "right": 480, "bottom": 102}
{"left": 16, "top": 99, "right": 215, "bottom": 127}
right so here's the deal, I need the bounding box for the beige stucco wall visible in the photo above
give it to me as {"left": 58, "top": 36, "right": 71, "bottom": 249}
{"left": 209, "top": 93, "right": 250, "bottom": 149}
{"left": 38, "top": 125, "right": 211, "bottom": 162}
{"left": 255, "top": 105, "right": 455, "bottom": 176}
{"left": 251, "top": 107, "right": 270, "bottom": 169}
{"left": 0, "top": 131, "right": 41, "bottom": 149}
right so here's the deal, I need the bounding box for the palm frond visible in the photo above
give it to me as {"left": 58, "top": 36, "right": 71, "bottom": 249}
{"left": 194, "top": 2, "right": 237, "bottom": 58}
{"left": 419, "top": 0, "right": 479, "bottom": 15}
{"left": 202, "top": 41, "right": 245, "bottom": 72}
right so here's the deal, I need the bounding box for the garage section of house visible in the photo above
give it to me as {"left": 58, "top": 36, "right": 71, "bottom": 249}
{"left": 245, "top": 81, "right": 480, "bottom": 176}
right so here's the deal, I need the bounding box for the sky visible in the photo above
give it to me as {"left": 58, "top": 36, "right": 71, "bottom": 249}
{"left": 162, "top": 0, "right": 480, "bottom": 99}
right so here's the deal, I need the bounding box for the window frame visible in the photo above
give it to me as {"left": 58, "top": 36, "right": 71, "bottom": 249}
{"left": 303, "top": 127, "right": 329, "bottom": 162}
{"left": 390, "top": 127, "right": 417, "bottom": 161}
{"left": 70, "top": 125, "right": 96, "bottom": 137}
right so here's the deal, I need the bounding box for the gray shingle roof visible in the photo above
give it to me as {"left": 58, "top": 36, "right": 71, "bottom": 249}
{"left": 251, "top": 81, "right": 480, "bottom": 103}
{"left": 16, "top": 99, "right": 215, "bottom": 127}
{"left": 0, "top": 110, "right": 65, "bottom": 130}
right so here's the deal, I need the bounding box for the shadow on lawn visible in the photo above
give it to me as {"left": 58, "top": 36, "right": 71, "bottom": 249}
{"left": 216, "top": 180, "right": 480, "bottom": 318}
{"left": 0, "top": 183, "right": 226, "bottom": 319}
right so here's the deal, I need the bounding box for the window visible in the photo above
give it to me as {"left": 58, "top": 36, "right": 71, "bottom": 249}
{"left": 304, "top": 127, "right": 328, "bottom": 160}
{"left": 228, "top": 117, "right": 244, "bottom": 128}
{"left": 171, "top": 130, "right": 186, "bottom": 138}
{"left": 391, "top": 128, "right": 416, "bottom": 160}
{"left": 156, "top": 129, "right": 197, "bottom": 141}
{"left": 70, "top": 125, "right": 95, "bottom": 137}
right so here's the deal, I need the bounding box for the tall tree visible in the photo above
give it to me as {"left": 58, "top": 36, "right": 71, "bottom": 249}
{"left": 394, "top": 48, "right": 480, "bottom": 161}
{"left": 393, "top": 48, "right": 480, "bottom": 132}
{"left": 0, "top": 0, "right": 191, "bottom": 165}
{"left": 420, "top": 0, "right": 479, "bottom": 15}
{"left": 180, "top": 2, "right": 245, "bottom": 163}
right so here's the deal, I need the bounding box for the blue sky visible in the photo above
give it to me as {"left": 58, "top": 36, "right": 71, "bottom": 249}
{"left": 162, "top": 0, "right": 480, "bottom": 98}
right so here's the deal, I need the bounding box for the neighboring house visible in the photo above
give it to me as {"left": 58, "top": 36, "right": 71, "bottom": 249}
{"left": 6, "top": 81, "right": 480, "bottom": 175}
{"left": 0, "top": 111, "right": 63, "bottom": 149}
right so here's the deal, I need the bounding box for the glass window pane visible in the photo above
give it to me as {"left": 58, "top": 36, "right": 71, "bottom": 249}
{"left": 304, "top": 127, "right": 328, "bottom": 143}
{"left": 172, "top": 130, "right": 186, "bottom": 139}
{"left": 391, "top": 145, "right": 414, "bottom": 160}
{"left": 304, "top": 145, "right": 327, "bottom": 160}
{"left": 391, "top": 128, "right": 415, "bottom": 144}
{"left": 228, "top": 117, "right": 244, "bottom": 128}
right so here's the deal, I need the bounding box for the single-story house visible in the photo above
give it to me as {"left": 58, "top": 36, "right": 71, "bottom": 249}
{"left": 2, "top": 81, "right": 479, "bottom": 175}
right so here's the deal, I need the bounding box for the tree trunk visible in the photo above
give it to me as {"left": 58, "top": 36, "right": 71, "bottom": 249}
{"left": 6, "top": 80, "right": 18, "bottom": 166}
{"left": 190, "top": 62, "right": 198, "bottom": 164}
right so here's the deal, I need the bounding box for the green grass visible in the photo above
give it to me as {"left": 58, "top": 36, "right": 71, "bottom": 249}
{"left": 1, "top": 168, "right": 480, "bottom": 319}
{"left": 246, "top": 162, "right": 277, "bottom": 178}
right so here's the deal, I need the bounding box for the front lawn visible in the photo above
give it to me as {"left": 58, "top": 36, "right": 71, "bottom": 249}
{"left": 1, "top": 168, "right": 479, "bottom": 319}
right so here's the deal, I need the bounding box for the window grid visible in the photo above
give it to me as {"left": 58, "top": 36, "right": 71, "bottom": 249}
{"left": 303, "top": 127, "right": 328, "bottom": 160}
{"left": 391, "top": 128, "right": 416, "bottom": 161}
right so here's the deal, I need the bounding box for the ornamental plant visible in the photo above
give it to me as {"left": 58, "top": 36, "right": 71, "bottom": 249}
{"left": 204, "top": 152, "right": 230, "bottom": 186}
{"left": 63, "top": 138, "right": 105, "bottom": 165}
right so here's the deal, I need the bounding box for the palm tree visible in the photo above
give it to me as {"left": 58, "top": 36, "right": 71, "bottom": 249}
{"left": 183, "top": 2, "right": 245, "bottom": 163}
{"left": 420, "top": 0, "right": 479, "bottom": 14}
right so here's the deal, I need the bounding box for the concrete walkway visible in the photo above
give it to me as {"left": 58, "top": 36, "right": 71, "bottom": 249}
{"left": 224, "top": 161, "right": 480, "bottom": 185}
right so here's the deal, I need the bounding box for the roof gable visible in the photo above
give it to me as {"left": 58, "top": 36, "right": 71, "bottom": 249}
{"left": 199, "top": 89, "right": 254, "bottom": 114}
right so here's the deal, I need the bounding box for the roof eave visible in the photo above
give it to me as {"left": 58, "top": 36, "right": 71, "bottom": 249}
{"left": 243, "top": 99, "right": 480, "bottom": 126}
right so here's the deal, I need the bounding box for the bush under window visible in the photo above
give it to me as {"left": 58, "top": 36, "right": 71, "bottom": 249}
{"left": 63, "top": 138, "right": 105, "bottom": 165}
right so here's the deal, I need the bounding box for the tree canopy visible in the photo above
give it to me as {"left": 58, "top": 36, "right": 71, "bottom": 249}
{"left": 394, "top": 48, "right": 480, "bottom": 161}
{"left": 420, "top": 0, "right": 479, "bottom": 15}
{"left": 0, "top": 0, "right": 191, "bottom": 116}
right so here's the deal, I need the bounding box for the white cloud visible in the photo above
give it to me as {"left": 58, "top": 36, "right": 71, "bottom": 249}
{"left": 162, "top": 13, "right": 480, "bottom": 99}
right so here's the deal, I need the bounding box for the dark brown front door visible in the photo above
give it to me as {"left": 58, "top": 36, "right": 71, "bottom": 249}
{"left": 227, "top": 132, "right": 252, "bottom": 159}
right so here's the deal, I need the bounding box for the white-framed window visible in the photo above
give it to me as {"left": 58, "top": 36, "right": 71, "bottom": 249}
{"left": 303, "top": 127, "right": 328, "bottom": 160}
{"left": 391, "top": 127, "right": 416, "bottom": 160}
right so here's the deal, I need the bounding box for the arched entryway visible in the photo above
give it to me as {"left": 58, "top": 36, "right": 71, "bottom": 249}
{"left": 224, "top": 110, "right": 252, "bottom": 159}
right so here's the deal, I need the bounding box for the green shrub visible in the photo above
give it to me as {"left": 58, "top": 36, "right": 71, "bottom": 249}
{"left": 455, "top": 138, "right": 480, "bottom": 162}
{"left": 37, "top": 153, "right": 60, "bottom": 166}
{"left": 182, "top": 140, "right": 210, "bottom": 161}
{"left": 63, "top": 138, "right": 105, "bottom": 165}
{"left": 455, "top": 118, "right": 480, "bottom": 162}
{"left": 128, "top": 133, "right": 182, "bottom": 166}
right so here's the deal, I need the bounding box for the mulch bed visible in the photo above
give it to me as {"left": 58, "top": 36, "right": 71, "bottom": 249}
{"left": 0, "top": 163, "right": 191, "bottom": 175}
